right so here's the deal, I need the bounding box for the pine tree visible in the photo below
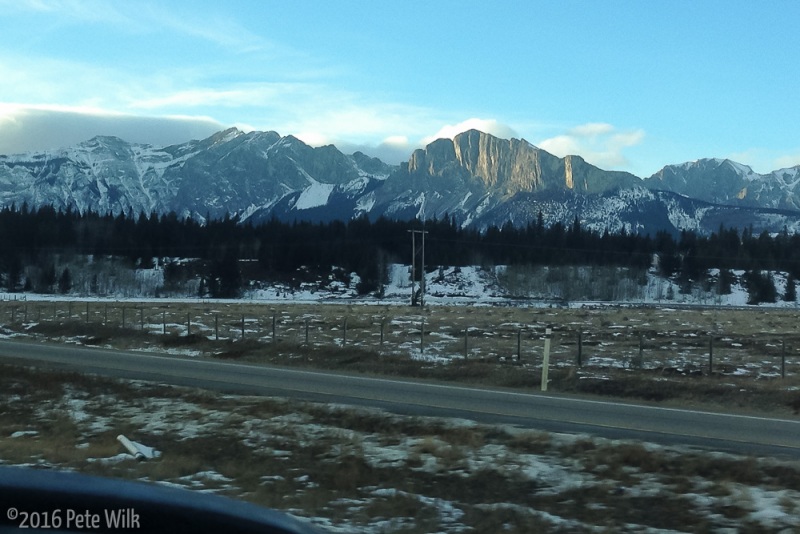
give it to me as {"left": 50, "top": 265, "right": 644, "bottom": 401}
{"left": 39, "top": 264, "right": 57, "bottom": 293}
{"left": 784, "top": 274, "right": 796, "bottom": 302}
{"left": 58, "top": 267, "right": 72, "bottom": 294}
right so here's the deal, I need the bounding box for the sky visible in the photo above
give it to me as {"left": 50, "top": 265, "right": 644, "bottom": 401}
{"left": 1, "top": 1, "right": 799, "bottom": 178}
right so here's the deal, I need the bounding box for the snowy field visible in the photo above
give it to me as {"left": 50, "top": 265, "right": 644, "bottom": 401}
{"left": 2, "top": 265, "right": 800, "bottom": 531}
{"left": 2, "top": 365, "right": 799, "bottom": 533}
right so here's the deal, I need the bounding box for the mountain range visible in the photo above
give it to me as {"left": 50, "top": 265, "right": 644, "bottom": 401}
{"left": 2, "top": 127, "right": 800, "bottom": 235}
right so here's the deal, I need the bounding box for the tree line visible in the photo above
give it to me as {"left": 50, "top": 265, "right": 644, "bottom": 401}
{"left": 1, "top": 204, "right": 799, "bottom": 301}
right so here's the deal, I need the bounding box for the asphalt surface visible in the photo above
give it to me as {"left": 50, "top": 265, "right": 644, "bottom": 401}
{"left": 1, "top": 338, "right": 799, "bottom": 458}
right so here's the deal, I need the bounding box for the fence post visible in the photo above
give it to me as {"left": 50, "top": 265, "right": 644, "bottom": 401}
{"left": 782, "top": 339, "right": 786, "bottom": 379}
{"left": 517, "top": 328, "right": 522, "bottom": 361}
{"left": 541, "top": 328, "right": 552, "bottom": 392}
{"left": 636, "top": 333, "right": 644, "bottom": 369}
{"left": 577, "top": 331, "right": 583, "bottom": 367}
{"left": 104, "top": 303, "right": 108, "bottom": 325}
{"left": 272, "top": 314, "right": 276, "bottom": 343}
{"left": 420, "top": 319, "right": 425, "bottom": 354}
{"left": 187, "top": 312, "right": 191, "bottom": 336}
{"left": 85, "top": 302, "right": 89, "bottom": 324}
{"left": 23, "top": 305, "right": 27, "bottom": 324}
{"left": 215, "top": 314, "right": 219, "bottom": 341}
{"left": 140, "top": 307, "right": 144, "bottom": 330}
{"left": 122, "top": 307, "right": 126, "bottom": 329}
{"left": 342, "top": 317, "right": 348, "bottom": 346}
{"left": 708, "top": 335, "right": 714, "bottom": 375}
{"left": 163, "top": 310, "right": 166, "bottom": 335}
{"left": 380, "top": 317, "right": 386, "bottom": 346}
{"left": 464, "top": 327, "right": 469, "bottom": 360}
{"left": 241, "top": 315, "right": 245, "bottom": 340}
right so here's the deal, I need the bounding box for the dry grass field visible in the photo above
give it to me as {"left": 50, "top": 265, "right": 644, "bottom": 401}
{"left": 2, "top": 301, "right": 800, "bottom": 531}
{"left": 1, "top": 300, "right": 799, "bottom": 414}
{"left": 2, "top": 364, "right": 800, "bottom": 532}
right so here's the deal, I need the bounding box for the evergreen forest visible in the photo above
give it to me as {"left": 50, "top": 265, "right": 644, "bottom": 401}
{"left": 1, "top": 204, "right": 799, "bottom": 303}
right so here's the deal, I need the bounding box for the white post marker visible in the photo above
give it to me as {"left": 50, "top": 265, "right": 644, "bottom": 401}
{"left": 541, "top": 328, "right": 552, "bottom": 392}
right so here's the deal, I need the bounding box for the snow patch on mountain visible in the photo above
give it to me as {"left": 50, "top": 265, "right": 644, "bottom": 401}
{"left": 355, "top": 191, "right": 376, "bottom": 214}
{"left": 663, "top": 197, "right": 709, "bottom": 232}
{"left": 294, "top": 178, "right": 335, "bottom": 210}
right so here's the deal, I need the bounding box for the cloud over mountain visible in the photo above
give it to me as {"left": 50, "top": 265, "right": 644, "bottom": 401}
{"left": 538, "top": 122, "right": 645, "bottom": 170}
{"left": 0, "top": 105, "right": 223, "bottom": 155}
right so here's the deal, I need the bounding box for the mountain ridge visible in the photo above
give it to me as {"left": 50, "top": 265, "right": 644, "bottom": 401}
{"left": 2, "top": 128, "right": 800, "bottom": 235}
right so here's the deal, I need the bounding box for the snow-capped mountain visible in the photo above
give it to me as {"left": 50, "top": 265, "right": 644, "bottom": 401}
{"left": 644, "top": 158, "right": 800, "bottom": 210}
{"left": 0, "top": 128, "right": 393, "bottom": 221}
{"left": 2, "top": 128, "right": 800, "bottom": 235}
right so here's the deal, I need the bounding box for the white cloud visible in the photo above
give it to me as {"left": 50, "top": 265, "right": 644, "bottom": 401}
{"left": 773, "top": 153, "right": 800, "bottom": 171}
{"left": 0, "top": 105, "right": 222, "bottom": 154}
{"left": 568, "top": 122, "right": 614, "bottom": 137}
{"left": 538, "top": 122, "right": 645, "bottom": 170}
{"left": 128, "top": 84, "right": 308, "bottom": 110}
{"left": 422, "top": 118, "right": 519, "bottom": 145}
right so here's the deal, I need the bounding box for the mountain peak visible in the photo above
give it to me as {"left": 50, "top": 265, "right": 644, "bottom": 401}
{"left": 80, "top": 135, "right": 131, "bottom": 148}
{"left": 210, "top": 127, "right": 244, "bottom": 144}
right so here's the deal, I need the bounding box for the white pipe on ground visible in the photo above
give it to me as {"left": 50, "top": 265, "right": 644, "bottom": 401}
{"left": 117, "top": 434, "right": 145, "bottom": 460}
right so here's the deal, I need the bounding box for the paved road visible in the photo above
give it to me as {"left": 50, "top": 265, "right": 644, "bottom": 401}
{"left": 1, "top": 338, "right": 799, "bottom": 458}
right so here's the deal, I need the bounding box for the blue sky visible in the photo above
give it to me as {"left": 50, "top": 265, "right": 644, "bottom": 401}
{"left": 1, "top": 0, "right": 798, "bottom": 177}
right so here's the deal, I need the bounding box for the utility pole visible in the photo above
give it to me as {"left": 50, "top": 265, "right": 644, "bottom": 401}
{"left": 407, "top": 228, "right": 429, "bottom": 306}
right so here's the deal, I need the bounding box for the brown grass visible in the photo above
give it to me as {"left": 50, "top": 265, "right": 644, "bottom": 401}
{"left": 3, "top": 363, "right": 800, "bottom": 532}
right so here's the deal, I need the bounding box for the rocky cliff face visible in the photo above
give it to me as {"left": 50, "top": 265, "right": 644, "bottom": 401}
{"left": 406, "top": 129, "right": 638, "bottom": 196}
{"left": 373, "top": 129, "right": 641, "bottom": 225}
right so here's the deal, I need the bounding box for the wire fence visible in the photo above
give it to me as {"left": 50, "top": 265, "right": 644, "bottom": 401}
{"left": 1, "top": 300, "right": 798, "bottom": 379}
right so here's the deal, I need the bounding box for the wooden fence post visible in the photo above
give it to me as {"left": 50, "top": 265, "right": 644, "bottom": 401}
{"left": 635, "top": 333, "right": 644, "bottom": 369}
{"left": 464, "top": 327, "right": 469, "bottom": 360}
{"left": 272, "top": 314, "right": 277, "bottom": 343}
{"left": 517, "top": 328, "right": 522, "bottom": 361}
{"left": 541, "top": 328, "right": 552, "bottom": 392}
{"left": 709, "top": 335, "right": 714, "bottom": 375}
{"left": 782, "top": 339, "right": 786, "bottom": 379}
{"left": 577, "top": 331, "right": 583, "bottom": 367}
{"left": 241, "top": 315, "right": 245, "bottom": 340}
{"left": 342, "top": 317, "right": 348, "bottom": 346}
{"left": 420, "top": 319, "right": 425, "bottom": 354}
